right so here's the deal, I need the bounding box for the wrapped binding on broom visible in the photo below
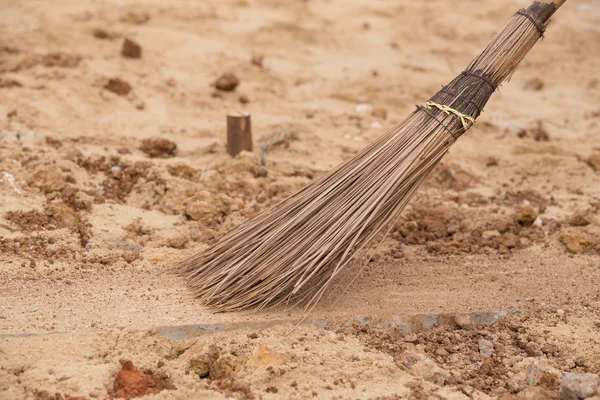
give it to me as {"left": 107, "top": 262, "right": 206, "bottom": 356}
{"left": 178, "top": 0, "right": 567, "bottom": 312}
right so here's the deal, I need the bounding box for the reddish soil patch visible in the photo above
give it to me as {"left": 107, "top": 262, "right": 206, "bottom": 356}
{"left": 76, "top": 155, "right": 154, "bottom": 202}
{"left": 109, "top": 359, "right": 174, "bottom": 399}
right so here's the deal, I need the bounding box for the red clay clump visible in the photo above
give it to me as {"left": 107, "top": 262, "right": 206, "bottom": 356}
{"left": 109, "top": 359, "right": 174, "bottom": 399}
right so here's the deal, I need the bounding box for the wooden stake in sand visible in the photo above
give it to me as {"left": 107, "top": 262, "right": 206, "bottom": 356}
{"left": 180, "top": 0, "right": 568, "bottom": 313}
{"left": 227, "top": 112, "right": 252, "bottom": 157}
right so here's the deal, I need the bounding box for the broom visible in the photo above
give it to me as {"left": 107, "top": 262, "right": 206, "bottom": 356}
{"left": 179, "top": 0, "right": 567, "bottom": 312}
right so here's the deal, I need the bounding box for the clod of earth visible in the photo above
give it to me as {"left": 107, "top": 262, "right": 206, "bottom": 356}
{"left": 110, "top": 359, "right": 174, "bottom": 399}
{"left": 560, "top": 228, "right": 596, "bottom": 254}
{"left": 93, "top": 27, "right": 117, "bottom": 40}
{"left": 140, "top": 138, "right": 177, "bottom": 158}
{"left": 560, "top": 373, "right": 600, "bottom": 400}
{"left": 209, "top": 354, "right": 237, "bottom": 380}
{"left": 105, "top": 78, "right": 132, "bottom": 96}
{"left": 515, "top": 206, "right": 538, "bottom": 226}
{"left": 122, "top": 38, "right": 142, "bottom": 59}
{"left": 568, "top": 210, "right": 592, "bottom": 227}
{"left": 215, "top": 73, "right": 240, "bottom": 91}
{"left": 189, "top": 344, "right": 220, "bottom": 378}
{"left": 524, "top": 77, "right": 545, "bottom": 91}
{"left": 394, "top": 349, "right": 450, "bottom": 385}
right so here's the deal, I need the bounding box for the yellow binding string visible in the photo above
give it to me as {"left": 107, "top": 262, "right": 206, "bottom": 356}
{"left": 420, "top": 100, "right": 475, "bottom": 130}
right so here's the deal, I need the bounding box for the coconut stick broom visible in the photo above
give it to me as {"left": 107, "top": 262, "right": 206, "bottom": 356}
{"left": 179, "top": 0, "right": 567, "bottom": 312}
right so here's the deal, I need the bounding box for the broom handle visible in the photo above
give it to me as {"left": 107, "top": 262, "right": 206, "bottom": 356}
{"left": 423, "top": 0, "right": 568, "bottom": 139}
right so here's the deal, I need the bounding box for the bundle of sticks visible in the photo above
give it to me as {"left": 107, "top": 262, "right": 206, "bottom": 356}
{"left": 179, "top": 0, "right": 567, "bottom": 312}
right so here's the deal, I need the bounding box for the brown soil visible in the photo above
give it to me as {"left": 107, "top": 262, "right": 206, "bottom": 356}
{"left": 1, "top": 0, "right": 599, "bottom": 399}
{"left": 109, "top": 359, "right": 174, "bottom": 399}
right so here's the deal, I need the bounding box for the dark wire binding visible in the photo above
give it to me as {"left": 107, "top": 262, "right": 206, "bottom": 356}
{"left": 460, "top": 70, "right": 497, "bottom": 92}
{"left": 515, "top": 9, "right": 546, "bottom": 38}
{"left": 439, "top": 88, "right": 484, "bottom": 116}
{"left": 415, "top": 105, "right": 461, "bottom": 140}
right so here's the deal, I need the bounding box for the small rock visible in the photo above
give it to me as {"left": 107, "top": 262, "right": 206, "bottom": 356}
{"left": 435, "top": 348, "right": 449, "bottom": 357}
{"left": 560, "top": 373, "right": 600, "bottom": 400}
{"left": 210, "top": 354, "right": 237, "bottom": 380}
{"left": 247, "top": 332, "right": 259, "bottom": 339}
{"left": 122, "top": 38, "right": 142, "bottom": 59}
{"left": 239, "top": 94, "right": 250, "bottom": 104}
{"left": 533, "top": 217, "right": 543, "bottom": 228}
{"left": 486, "top": 157, "right": 499, "bottom": 167}
{"left": 482, "top": 230, "right": 501, "bottom": 240}
{"left": 105, "top": 78, "right": 132, "bottom": 96}
{"left": 478, "top": 339, "right": 494, "bottom": 358}
{"left": 93, "top": 28, "right": 116, "bottom": 40}
{"left": 524, "top": 77, "right": 545, "bottom": 91}
{"left": 455, "top": 314, "right": 475, "bottom": 330}
{"left": 404, "top": 333, "right": 418, "bottom": 343}
{"left": 355, "top": 104, "right": 373, "bottom": 114}
{"left": 371, "top": 107, "right": 387, "bottom": 119}
{"left": 189, "top": 355, "right": 213, "bottom": 378}
{"left": 560, "top": 228, "right": 596, "bottom": 254}
{"left": 515, "top": 207, "right": 538, "bottom": 226}
{"left": 140, "top": 138, "right": 177, "bottom": 158}
{"left": 215, "top": 73, "right": 240, "bottom": 92}
{"left": 394, "top": 350, "right": 449, "bottom": 385}
{"left": 186, "top": 201, "right": 219, "bottom": 222}
{"left": 568, "top": 210, "right": 592, "bottom": 227}
{"left": 510, "top": 358, "right": 562, "bottom": 393}
{"left": 161, "top": 233, "right": 187, "bottom": 249}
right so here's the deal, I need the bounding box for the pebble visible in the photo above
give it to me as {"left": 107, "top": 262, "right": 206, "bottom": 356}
{"left": 105, "top": 78, "right": 132, "bottom": 96}
{"left": 404, "top": 333, "right": 418, "bottom": 343}
{"left": 210, "top": 354, "right": 237, "bottom": 380}
{"left": 560, "top": 373, "right": 600, "bottom": 400}
{"left": 122, "top": 38, "right": 142, "bottom": 59}
{"left": 394, "top": 349, "right": 450, "bottom": 385}
{"left": 455, "top": 314, "right": 475, "bottom": 330}
{"left": 568, "top": 210, "right": 592, "bottom": 227}
{"left": 478, "top": 339, "right": 494, "bottom": 358}
{"left": 435, "top": 348, "right": 449, "bottom": 357}
{"left": 355, "top": 103, "right": 373, "bottom": 114}
{"left": 215, "top": 73, "right": 240, "bottom": 92}
{"left": 515, "top": 206, "right": 538, "bottom": 226}
{"left": 482, "top": 230, "right": 501, "bottom": 239}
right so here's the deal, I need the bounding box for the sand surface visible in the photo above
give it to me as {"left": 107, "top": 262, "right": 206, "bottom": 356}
{"left": 1, "top": 0, "right": 600, "bottom": 399}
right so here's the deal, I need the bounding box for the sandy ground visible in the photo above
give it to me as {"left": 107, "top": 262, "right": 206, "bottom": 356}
{"left": 1, "top": 0, "right": 600, "bottom": 399}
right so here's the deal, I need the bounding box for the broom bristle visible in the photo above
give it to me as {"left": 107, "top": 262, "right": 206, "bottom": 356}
{"left": 178, "top": 0, "right": 562, "bottom": 312}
